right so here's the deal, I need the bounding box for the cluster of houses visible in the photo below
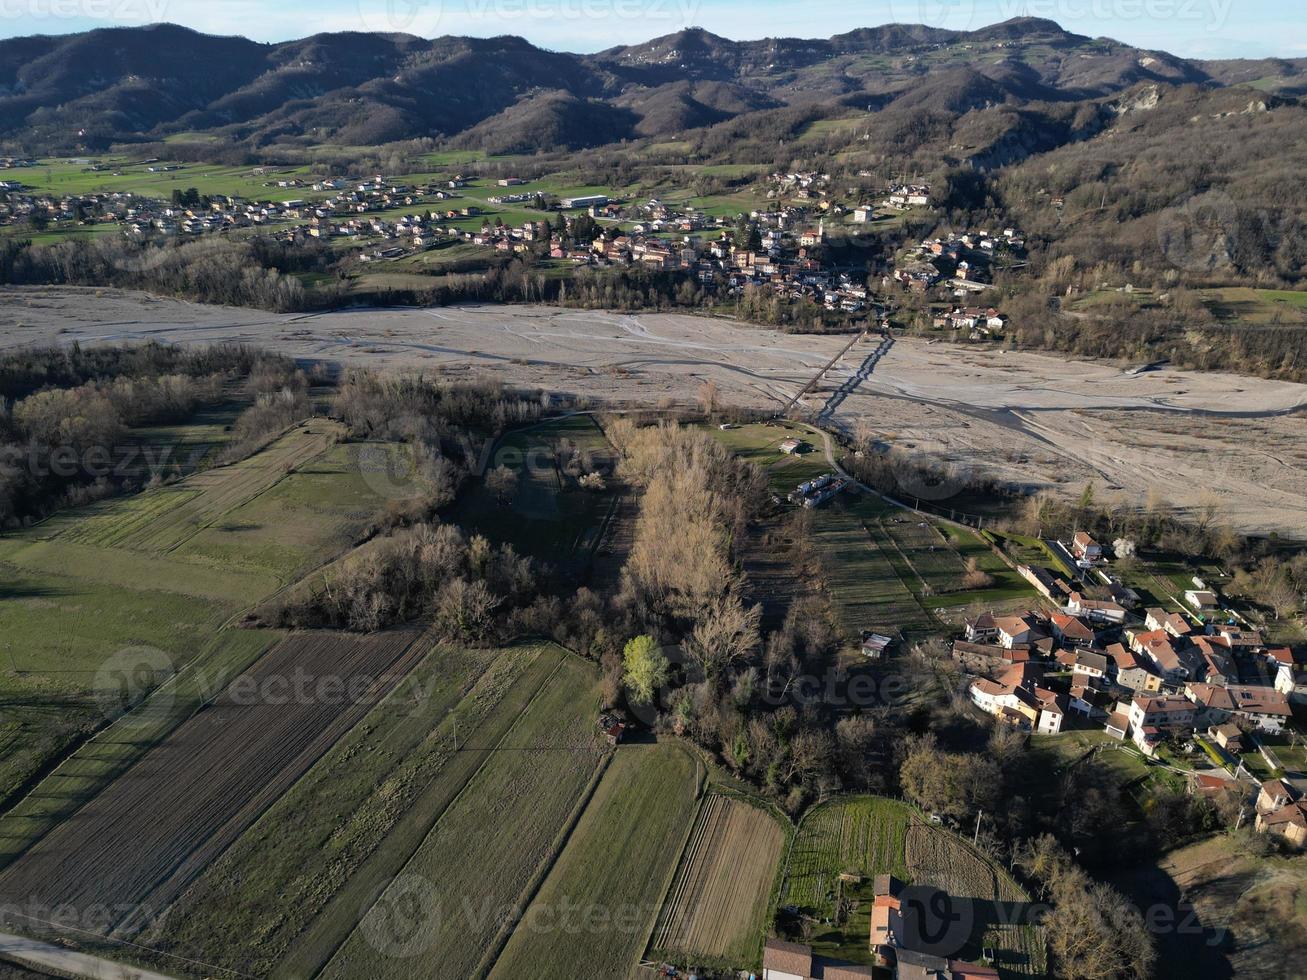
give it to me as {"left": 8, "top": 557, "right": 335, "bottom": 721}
{"left": 763, "top": 875, "right": 1001, "bottom": 980}
{"left": 955, "top": 531, "right": 1306, "bottom": 846}
{"left": 890, "top": 227, "right": 1024, "bottom": 320}
{"left": 0, "top": 172, "right": 438, "bottom": 242}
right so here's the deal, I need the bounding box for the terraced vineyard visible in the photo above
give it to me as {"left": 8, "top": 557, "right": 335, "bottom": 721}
{"left": 651, "top": 794, "right": 787, "bottom": 968}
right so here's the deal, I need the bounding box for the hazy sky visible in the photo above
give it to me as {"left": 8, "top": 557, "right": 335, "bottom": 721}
{"left": 1, "top": 0, "right": 1301, "bottom": 59}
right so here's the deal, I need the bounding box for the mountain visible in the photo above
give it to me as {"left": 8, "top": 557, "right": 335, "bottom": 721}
{"left": 0, "top": 18, "right": 1298, "bottom": 155}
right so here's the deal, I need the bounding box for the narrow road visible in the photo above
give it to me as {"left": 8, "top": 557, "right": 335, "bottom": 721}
{"left": 0, "top": 932, "right": 178, "bottom": 980}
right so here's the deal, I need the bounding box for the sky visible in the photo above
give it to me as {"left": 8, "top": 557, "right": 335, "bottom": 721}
{"left": 0, "top": 0, "right": 1302, "bottom": 60}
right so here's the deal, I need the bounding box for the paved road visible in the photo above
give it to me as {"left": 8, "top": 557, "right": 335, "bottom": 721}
{"left": 0, "top": 933, "right": 178, "bottom": 980}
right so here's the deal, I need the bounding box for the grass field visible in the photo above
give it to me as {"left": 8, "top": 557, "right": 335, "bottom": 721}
{"left": 322, "top": 652, "right": 608, "bottom": 980}
{"left": 157, "top": 642, "right": 563, "bottom": 978}
{"left": 650, "top": 794, "right": 788, "bottom": 969}
{"left": 487, "top": 741, "right": 702, "bottom": 979}
{"left": 810, "top": 498, "right": 937, "bottom": 642}
{"left": 0, "top": 422, "right": 396, "bottom": 823}
{"left": 781, "top": 796, "right": 1044, "bottom": 976}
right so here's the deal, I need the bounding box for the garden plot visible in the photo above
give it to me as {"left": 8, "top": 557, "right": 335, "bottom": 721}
{"left": 650, "top": 794, "right": 787, "bottom": 967}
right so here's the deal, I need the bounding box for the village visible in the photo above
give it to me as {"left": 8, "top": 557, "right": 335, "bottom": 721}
{"left": 0, "top": 163, "right": 1017, "bottom": 332}
{"left": 949, "top": 529, "right": 1306, "bottom": 849}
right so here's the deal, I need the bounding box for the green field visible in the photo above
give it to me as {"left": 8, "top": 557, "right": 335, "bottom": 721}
{"left": 0, "top": 422, "right": 395, "bottom": 815}
{"left": 810, "top": 497, "right": 937, "bottom": 642}
{"left": 488, "top": 741, "right": 702, "bottom": 978}
{"left": 781, "top": 796, "right": 1044, "bottom": 976}
{"left": 160, "top": 642, "right": 567, "bottom": 979}
{"left": 322, "top": 651, "right": 608, "bottom": 980}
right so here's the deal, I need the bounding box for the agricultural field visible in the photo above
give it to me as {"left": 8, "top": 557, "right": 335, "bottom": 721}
{"left": 809, "top": 498, "right": 937, "bottom": 643}
{"left": 879, "top": 515, "right": 970, "bottom": 595}
{"left": 448, "top": 414, "right": 622, "bottom": 577}
{"left": 0, "top": 628, "right": 280, "bottom": 867}
{"left": 156, "top": 642, "right": 565, "bottom": 978}
{"left": 0, "top": 421, "right": 396, "bottom": 808}
{"left": 650, "top": 794, "right": 788, "bottom": 969}
{"left": 321, "top": 652, "right": 608, "bottom": 980}
{"left": 0, "top": 629, "right": 425, "bottom": 933}
{"left": 781, "top": 797, "right": 1044, "bottom": 976}
{"left": 487, "top": 742, "right": 702, "bottom": 979}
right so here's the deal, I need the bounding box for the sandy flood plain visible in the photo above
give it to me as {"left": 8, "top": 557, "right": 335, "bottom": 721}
{"left": 3, "top": 286, "right": 1305, "bottom": 537}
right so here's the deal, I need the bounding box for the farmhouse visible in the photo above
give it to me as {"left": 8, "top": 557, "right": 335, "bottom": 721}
{"left": 1185, "top": 589, "right": 1221, "bottom": 615}
{"left": 1127, "top": 694, "right": 1196, "bottom": 755}
{"left": 994, "top": 613, "right": 1046, "bottom": 649}
{"left": 1071, "top": 531, "right": 1102, "bottom": 561}
{"left": 762, "top": 938, "right": 872, "bottom": 980}
{"left": 969, "top": 662, "right": 1065, "bottom": 734}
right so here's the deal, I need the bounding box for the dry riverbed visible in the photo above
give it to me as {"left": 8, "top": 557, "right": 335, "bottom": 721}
{"left": 4, "top": 286, "right": 1305, "bottom": 536}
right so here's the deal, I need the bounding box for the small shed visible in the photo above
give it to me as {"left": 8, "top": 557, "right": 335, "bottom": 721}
{"left": 861, "top": 632, "right": 893, "bottom": 659}
{"left": 598, "top": 713, "right": 626, "bottom": 745}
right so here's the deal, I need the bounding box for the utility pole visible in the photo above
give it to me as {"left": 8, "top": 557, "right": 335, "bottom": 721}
{"left": 973, "top": 809, "right": 983, "bottom": 847}
{"left": 1235, "top": 807, "right": 1246, "bottom": 831}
